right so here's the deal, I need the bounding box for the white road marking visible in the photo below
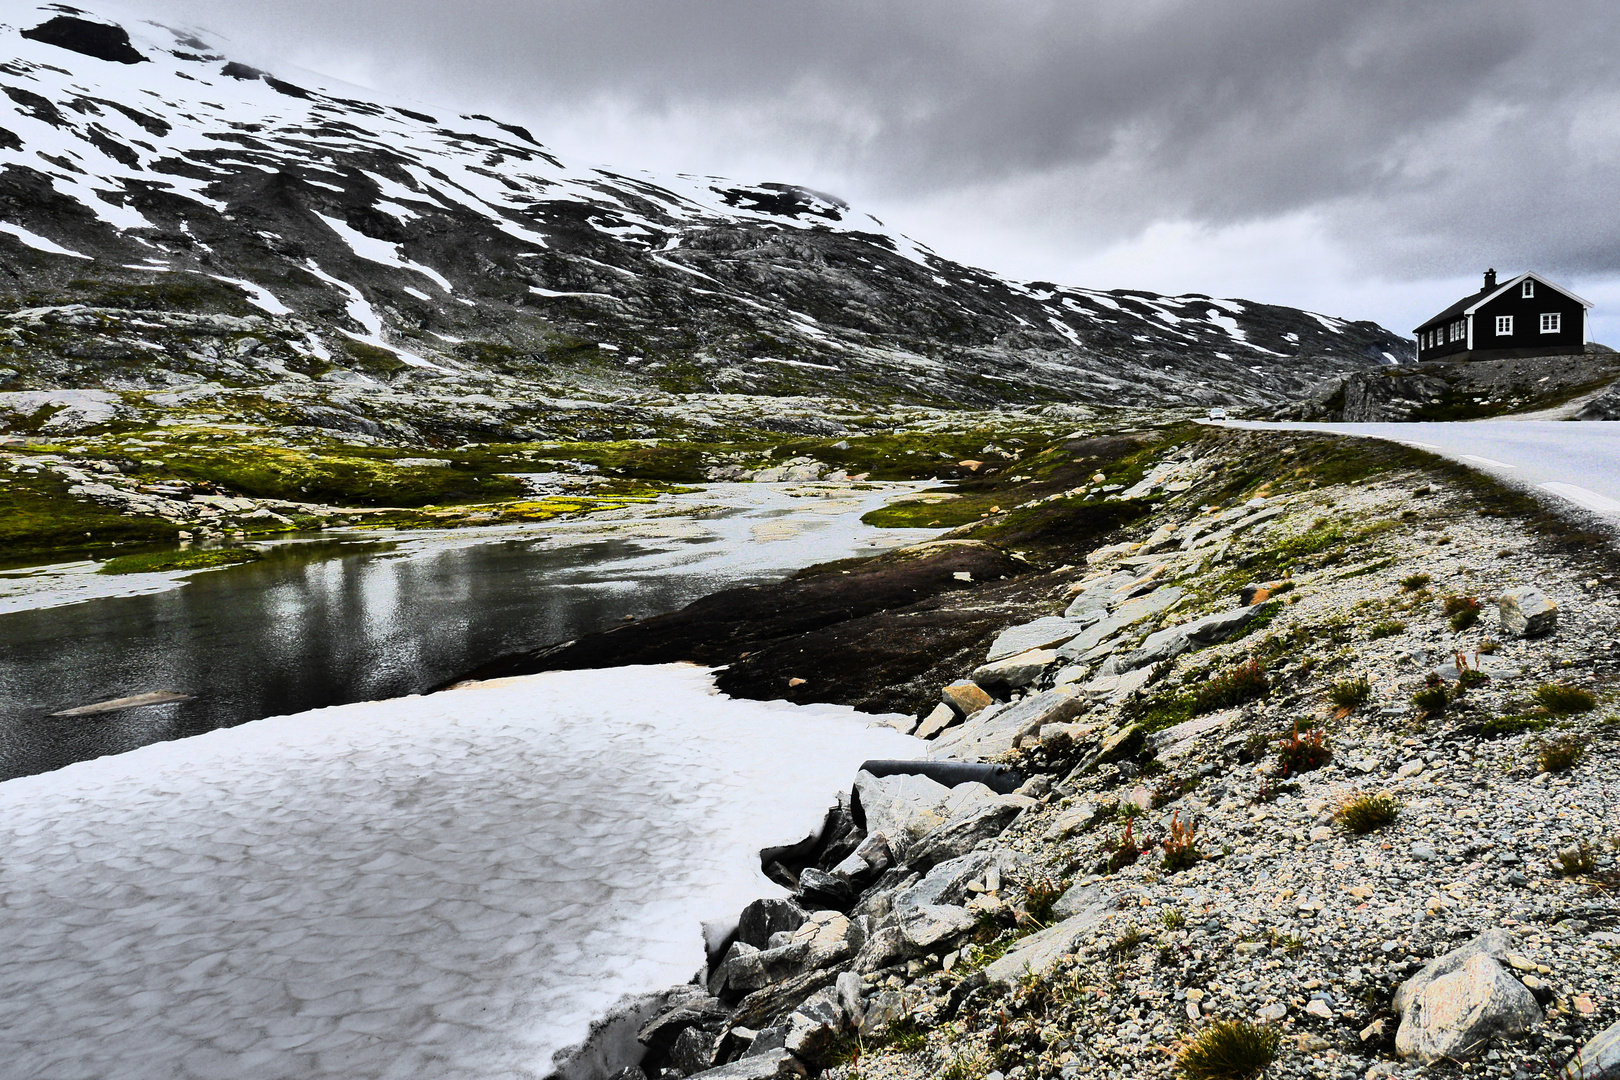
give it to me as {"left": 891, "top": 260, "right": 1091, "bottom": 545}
{"left": 1539, "top": 482, "right": 1620, "bottom": 514}
{"left": 1461, "top": 454, "right": 1517, "bottom": 468}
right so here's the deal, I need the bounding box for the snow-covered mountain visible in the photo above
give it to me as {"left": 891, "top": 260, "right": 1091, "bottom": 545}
{"left": 0, "top": 2, "right": 1408, "bottom": 441}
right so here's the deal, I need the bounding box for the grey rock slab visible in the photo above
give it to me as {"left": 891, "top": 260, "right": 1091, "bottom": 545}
{"left": 686, "top": 1047, "right": 807, "bottom": 1080}
{"left": 897, "top": 903, "right": 977, "bottom": 949}
{"left": 853, "top": 771, "right": 955, "bottom": 858}
{"left": 1499, "top": 586, "right": 1558, "bottom": 637}
{"left": 1062, "top": 571, "right": 1134, "bottom": 617}
{"left": 941, "top": 682, "right": 993, "bottom": 716}
{"left": 1113, "top": 604, "right": 1262, "bottom": 671}
{"left": 1079, "top": 666, "right": 1154, "bottom": 704}
{"left": 903, "top": 798, "right": 1029, "bottom": 872}
{"left": 783, "top": 986, "right": 846, "bottom": 1060}
{"left": 894, "top": 850, "right": 1017, "bottom": 911}
{"left": 737, "top": 898, "right": 810, "bottom": 950}
{"left": 983, "top": 888, "right": 1119, "bottom": 985}
{"left": 928, "top": 687, "right": 1085, "bottom": 761}
{"left": 970, "top": 648, "right": 1058, "bottom": 690}
{"left": 1563, "top": 1018, "right": 1620, "bottom": 1079}
{"left": 1394, "top": 953, "right": 1541, "bottom": 1064}
{"left": 986, "top": 617, "right": 1089, "bottom": 663}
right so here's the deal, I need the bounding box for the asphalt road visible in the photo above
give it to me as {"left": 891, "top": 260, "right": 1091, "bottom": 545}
{"left": 1228, "top": 420, "right": 1620, "bottom": 517}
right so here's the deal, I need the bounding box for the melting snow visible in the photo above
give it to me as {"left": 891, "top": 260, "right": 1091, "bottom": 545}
{"left": 0, "top": 664, "right": 920, "bottom": 1079}
{"left": 0, "top": 221, "right": 91, "bottom": 259}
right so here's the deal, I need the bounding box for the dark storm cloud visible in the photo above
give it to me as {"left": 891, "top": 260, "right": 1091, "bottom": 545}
{"left": 149, "top": 0, "right": 1620, "bottom": 278}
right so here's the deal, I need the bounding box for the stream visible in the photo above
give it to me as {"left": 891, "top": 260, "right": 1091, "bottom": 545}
{"left": 0, "top": 481, "right": 938, "bottom": 780}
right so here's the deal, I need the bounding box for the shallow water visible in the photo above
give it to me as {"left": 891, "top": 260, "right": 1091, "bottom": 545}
{"left": 0, "top": 665, "right": 922, "bottom": 1080}
{"left": 0, "top": 482, "right": 936, "bottom": 780}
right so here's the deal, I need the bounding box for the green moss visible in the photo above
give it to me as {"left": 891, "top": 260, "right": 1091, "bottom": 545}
{"left": 98, "top": 547, "right": 261, "bottom": 575}
{"left": 0, "top": 468, "right": 177, "bottom": 563}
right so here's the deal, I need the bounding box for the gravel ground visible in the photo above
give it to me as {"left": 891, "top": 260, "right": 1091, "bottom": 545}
{"left": 825, "top": 441, "right": 1620, "bottom": 1080}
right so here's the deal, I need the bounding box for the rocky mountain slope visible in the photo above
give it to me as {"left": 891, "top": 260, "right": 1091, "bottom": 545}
{"left": 0, "top": 3, "right": 1409, "bottom": 446}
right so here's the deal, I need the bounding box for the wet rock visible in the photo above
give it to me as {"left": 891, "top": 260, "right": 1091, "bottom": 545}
{"left": 1394, "top": 929, "right": 1542, "bottom": 1064}
{"left": 1563, "top": 1018, "right": 1620, "bottom": 1079}
{"left": 970, "top": 648, "right": 1058, "bottom": 691}
{"left": 1498, "top": 586, "right": 1558, "bottom": 637}
{"left": 669, "top": 1025, "right": 722, "bottom": 1075}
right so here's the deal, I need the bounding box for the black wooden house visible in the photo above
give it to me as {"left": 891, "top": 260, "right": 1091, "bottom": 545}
{"left": 1415, "top": 269, "right": 1589, "bottom": 362}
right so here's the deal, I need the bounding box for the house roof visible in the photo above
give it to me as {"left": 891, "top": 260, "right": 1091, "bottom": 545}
{"left": 1415, "top": 272, "right": 1592, "bottom": 333}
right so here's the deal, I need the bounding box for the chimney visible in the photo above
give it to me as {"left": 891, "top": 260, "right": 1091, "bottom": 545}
{"left": 1484, "top": 268, "right": 1497, "bottom": 290}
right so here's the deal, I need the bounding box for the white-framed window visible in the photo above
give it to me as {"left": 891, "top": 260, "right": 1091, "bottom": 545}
{"left": 1541, "top": 312, "right": 1561, "bottom": 333}
{"left": 1451, "top": 321, "right": 1462, "bottom": 342}
{"left": 1522, "top": 279, "right": 1535, "bottom": 298}
{"left": 1496, "top": 315, "right": 1514, "bottom": 336}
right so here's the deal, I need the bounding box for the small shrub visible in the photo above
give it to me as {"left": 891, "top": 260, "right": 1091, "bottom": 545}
{"left": 1534, "top": 683, "right": 1597, "bottom": 715}
{"left": 1336, "top": 792, "right": 1402, "bottom": 834}
{"left": 1401, "top": 573, "right": 1432, "bottom": 591}
{"left": 1537, "top": 735, "right": 1586, "bottom": 773}
{"left": 1444, "top": 595, "right": 1482, "bottom": 631}
{"left": 1556, "top": 843, "right": 1597, "bottom": 878}
{"left": 1177, "top": 1019, "right": 1281, "bottom": 1080}
{"left": 1161, "top": 812, "right": 1201, "bottom": 873}
{"left": 1191, "top": 660, "right": 1269, "bottom": 714}
{"left": 1276, "top": 722, "right": 1331, "bottom": 776}
{"left": 1326, "top": 677, "right": 1371, "bottom": 710}
{"left": 1457, "top": 668, "right": 1491, "bottom": 692}
{"left": 1369, "top": 620, "right": 1407, "bottom": 640}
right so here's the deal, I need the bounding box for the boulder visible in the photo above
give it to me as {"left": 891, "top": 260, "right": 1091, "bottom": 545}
{"left": 852, "top": 924, "right": 913, "bottom": 973}
{"left": 852, "top": 771, "right": 956, "bottom": 858}
{"left": 941, "top": 681, "right": 994, "bottom": 715}
{"left": 914, "top": 702, "right": 959, "bottom": 740}
{"left": 669, "top": 1026, "right": 722, "bottom": 1075}
{"left": 783, "top": 986, "right": 848, "bottom": 1062}
{"left": 985, "top": 617, "right": 1088, "bottom": 662}
{"left": 1498, "top": 587, "right": 1558, "bottom": 637}
{"left": 829, "top": 832, "right": 893, "bottom": 886}
{"left": 1394, "top": 930, "right": 1543, "bottom": 1064}
{"left": 897, "top": 903, "right": 978, "bottom": 950}
{"left": 858, "top": 990, "right": 908, "bottom": 1035}
{"left": 737, "top": 898, "right": 810, "bottom": 950}
{"left": 638, "top": 990, "right": 733, "bottom": 1053}
{"left": 895, "top": 851, "right": 1003, "bottom": 911}
{"left": 1564, "top": 1018, "right": 1620, "bottom": 1079}
{"left": 970, "top": 648, "right": 1058, "bottom": 691}
{"left": 686, "top": 1047, "right": 807, "bottom": 1079}
{"left": 1063, "top": 570, "right": 1134, "bottom": 617}
{"left": 903, "top": 798, "right": 1028, "bottom": 872}
{"left": 983, "top": 889, "right": 1119, "bottom": 985}
{"left": 1078, "top": 667, "right": 1155, "bottom": 705}
{"left": 1112, "top": 604, "right": 1261, "bottom": 671}
{"left": 796, "top": 867, "right": 855, "bottom": 907}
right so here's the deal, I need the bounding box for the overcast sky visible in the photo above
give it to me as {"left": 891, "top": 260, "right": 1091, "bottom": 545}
{"left": 144, "top": 0, "right": 1620, "bottom": 342}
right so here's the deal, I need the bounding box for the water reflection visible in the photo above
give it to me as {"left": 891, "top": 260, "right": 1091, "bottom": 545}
{"left": 0, "top": 485, "right": 935, "bottom": 780}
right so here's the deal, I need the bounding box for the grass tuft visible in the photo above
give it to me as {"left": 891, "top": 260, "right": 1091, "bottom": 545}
{"left": 1326, "top": 677, "right": 1371, "bottom": 710}
{"left": 1177, "top": 1020, "right": 1281, "bottom": 1080}
{"left": 1534, "top": 683, "right": 1596, "bottom": 715}
{"left": 1335, "top": 792, "right": 1401, "bottom": 834}
{"left": 1368, "top": 620, "right": 1406, "bottom": 640}
{"left": 1191, "top": 660, "right": 1269, "bottom": 714}
{"left": 1400, "top": 573, "right": 1431, "bottom": 591}
{"left": 1444, "top": 594, "right": 1482, "bottom": 631}
{"left": 1537, "top": 735, "right": 1586, "bottom": 773}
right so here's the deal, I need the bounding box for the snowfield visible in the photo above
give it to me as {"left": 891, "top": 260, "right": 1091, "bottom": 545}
{"left": 0, "top": 665, "right": 920, "bottom": 1079}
